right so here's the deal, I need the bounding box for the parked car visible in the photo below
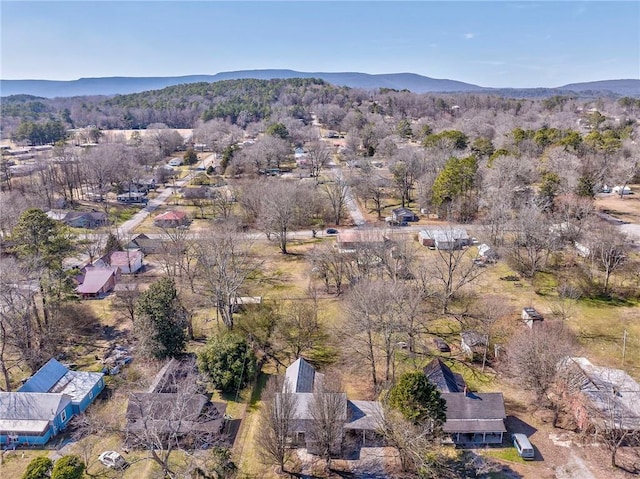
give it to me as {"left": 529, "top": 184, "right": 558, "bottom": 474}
{"left": 512, "top": 433, "right": 535, "bottom": 460}
{"left": 99, "top": 451, "right": 128, "bottom": 470}
{"left": 433, "top": 338, "right": 451, "bottom": 353}
{"left": 326, "top": 228, "right": 338, "bottom": 235}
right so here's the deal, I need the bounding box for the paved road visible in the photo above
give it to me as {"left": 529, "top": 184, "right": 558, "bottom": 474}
{"left": 116, "top": 154, "right": 218, "bottom": 237}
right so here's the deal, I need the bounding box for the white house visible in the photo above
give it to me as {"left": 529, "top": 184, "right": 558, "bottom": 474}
{"left": 109, "top": 250, "right": 144, "bottom": 274}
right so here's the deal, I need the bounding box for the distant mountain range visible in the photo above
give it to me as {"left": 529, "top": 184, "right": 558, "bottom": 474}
{"left": 1, "top": 69, "right": 638, "bottom": 98}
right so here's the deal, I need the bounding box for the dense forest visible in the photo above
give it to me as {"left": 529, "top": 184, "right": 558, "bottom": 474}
{"left": 3, "top": 77, "right": 640, "bottom": 143}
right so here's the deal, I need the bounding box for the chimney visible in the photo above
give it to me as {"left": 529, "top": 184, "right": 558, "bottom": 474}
{"left": 463, "top": 386, "right": 468, "bottom": 396}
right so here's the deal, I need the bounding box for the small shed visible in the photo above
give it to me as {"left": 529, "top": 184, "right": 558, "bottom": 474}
{"left": 521, "top": 307, "right": 544, "bottom": 328}
{"left": 477, "top": 244, "right": 498, "bottom": 262}
{"left": 460, "top": 330, "right": 488, "bottom": 361}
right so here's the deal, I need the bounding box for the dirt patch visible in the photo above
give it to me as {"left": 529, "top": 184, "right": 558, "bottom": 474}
{"left": 595, "top": 186, "right": 640, "bottom": 223}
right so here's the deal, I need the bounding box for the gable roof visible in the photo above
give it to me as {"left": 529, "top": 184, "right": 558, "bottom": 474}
{"left": 287, "top": 392, "right": 348, "bottom": 422}
{"left": 18, "top": 358, "right": 104, "bottom": 405}
{"left": 76, "top": 267, "right": 118, "bottom": 294}
{"left": 419, "top": 228, "right": 469, "bottom": 243}
{"left": 344, "top": 400, "right": 383, "bottom": 431}
{"left": 285, "top": 358, "right": 321, "bottom": 393}
{"left": 126, "top": 393, "right": 209, "bottom": 421}
{"left": 154, "top": 210, "right": 187, "bottom": 221}
{"left": 110, "top": 250, "right": 143, "bottom": 266}
{"left": 125, "top": 392, "right": 226, "bottom": 436}
{"left": 424, "top": 358, "right": 467, "bottom": 393}
{"left": 441, "top": 392, "right": 506, "bottom": 434}
{"left": 19, "top": 358, "right": 68, "bottom": 393}
{"left": 0, "top": 392, "right": 72, "bottom": 433}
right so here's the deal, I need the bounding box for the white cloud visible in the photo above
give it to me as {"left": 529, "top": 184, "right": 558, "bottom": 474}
{"left": 464, "top": 32, "right": 475, "bottom": 40}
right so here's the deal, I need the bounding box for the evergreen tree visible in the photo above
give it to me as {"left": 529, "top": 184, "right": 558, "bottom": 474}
{"left": 388, "top": 371, "right": 446, "bottom": 427}
{"left": 22, "top": 456, "right": 53, "bottom": 479}
{"left": 50, "top": 455, "right": 85, "bottom": 479}
{"left": 134, "top": 278, "right": 187, "bottom": 359}
{"left": 183, "top": 147, "right": 198, "bottom": 165}
{"left": 197, "top": 332, "right": 257, "bottom": 392}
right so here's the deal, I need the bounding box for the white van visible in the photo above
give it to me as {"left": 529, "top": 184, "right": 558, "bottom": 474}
{"left": 168, "top": 157, "right": 184, "bottom": 167}
{"left": 512, "top": 433, "right": 535, "bottom": 460}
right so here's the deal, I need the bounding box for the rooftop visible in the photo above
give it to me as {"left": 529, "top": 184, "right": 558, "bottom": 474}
{"left": 110, "top": 250, "right": 143, "bottom": 266}
{"left": 441, "top": 392, "right": 506, "bottom": 433}
{"left": 424, "top": 358, "right": 467, "bottom": 393}
{"left": 285, "top": 358, "right": 320, "bottom": 393}
{"left": 154, "top": 210, "right": 187, "bottom": 221}
{"left": 561, "top": 357, "right": 640, "bottom": 430}
{"left": 76, "top": 267, "right": 118, "bottom": 294}
{"left": 18, "top": 358, "right": 103, "bottom": 405}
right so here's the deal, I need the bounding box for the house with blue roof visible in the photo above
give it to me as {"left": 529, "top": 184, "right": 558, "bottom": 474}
{"left": 1, "top": 359, "right": 104, "bottom": 446}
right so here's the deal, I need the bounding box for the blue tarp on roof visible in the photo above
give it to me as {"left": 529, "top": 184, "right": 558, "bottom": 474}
{"left": 18, "top": 358, "right": 68, "bottom": 393}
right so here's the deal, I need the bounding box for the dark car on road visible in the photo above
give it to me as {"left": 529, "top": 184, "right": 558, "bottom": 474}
{"left": 433, "top": 338, "right": 451, "bottom": 353}
{"left": 326, "top": 228, "right": 338, "bottom": 235}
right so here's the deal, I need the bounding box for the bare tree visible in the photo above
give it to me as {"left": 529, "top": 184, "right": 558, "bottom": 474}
{"left": 195, "top": 229, "right": 258, "bottom": 329}
{"left": 548, "top": 284, "right": 581, "bottom": 322}
{"left": 468, "top": 295, "right": 513, "bottom": 371}
{"left": 377, "top": 406, "right": 444, "bottom": 475}
{"left": 125, "top": 362, "right": 228, "bottom": 478}
{"left": 508, "top": 202, "right": 554, "bottom": 278}
{"left": 322, "top": 175, "right": 349, "bottom": 226}
{"left": 421, "top": 229, "right": 483, "bottom": 313}
{"left": 353, "top": 172, "right": 389, "bottom": 220}
{"left": 306, "top": 140, "right": 331, "bottom": 180}
{"left": 309, "top": 242, "right": 351, "bottom": 295}
{"left": 112, "top": 282, "right": 140, "bottom": 324}
{"left": 256, "top": 375, "right": 298, "bottom": 472}
{"left": 259, "top": 181, "right": 302, "bottom": 254}
{"left": 390, "top": 148, "right": 423, "bottom": 207}
{"left": 505, "top": 323, "right": 576, "bottom": 406}
{"left": 77, "top": 233, "right": 106, "bottom": 264}
{"left": 587, "top": 228, "right": 628, "bottom": 295}
{"left": 588, "top": 394, "right": 640, "bottom": 470}
{"left": 276, "top": 293, "right": 327, "bottom": 362}
{"left": 345, "top": 280, "right": 417, "bottom": 389}
{"left": 308, "top": 373, "right": 347, "bottom": 471}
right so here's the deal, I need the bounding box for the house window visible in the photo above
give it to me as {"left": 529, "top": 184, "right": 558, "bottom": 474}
{"left": 60, "top": 410, "right": 67, "bottom": 422}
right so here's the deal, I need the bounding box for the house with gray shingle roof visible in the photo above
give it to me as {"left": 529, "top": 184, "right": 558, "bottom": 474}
{"left": 423, "top": 358, "right": 506, "bottom": 445}
{"left": 279, "top": 358, "right": 383, "bottom": 454}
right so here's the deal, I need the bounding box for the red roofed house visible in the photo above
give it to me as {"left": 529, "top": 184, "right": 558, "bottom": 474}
{"left": 76, "top": 266, "right": 120, "bottom": 298}
{"left": 154, "top": 210, "right": 188, "bottom": 228}
{"left": 109, "top": 250, "right": 144, "bottom": 274}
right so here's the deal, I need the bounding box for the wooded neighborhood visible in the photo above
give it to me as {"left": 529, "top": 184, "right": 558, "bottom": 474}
{"left": 1, "top": 75, "right": 640, "bottom": 479}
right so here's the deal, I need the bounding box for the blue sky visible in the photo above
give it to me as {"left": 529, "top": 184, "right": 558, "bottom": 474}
{"left": 1, "top": 1, "right": 638, "bottom": 88}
